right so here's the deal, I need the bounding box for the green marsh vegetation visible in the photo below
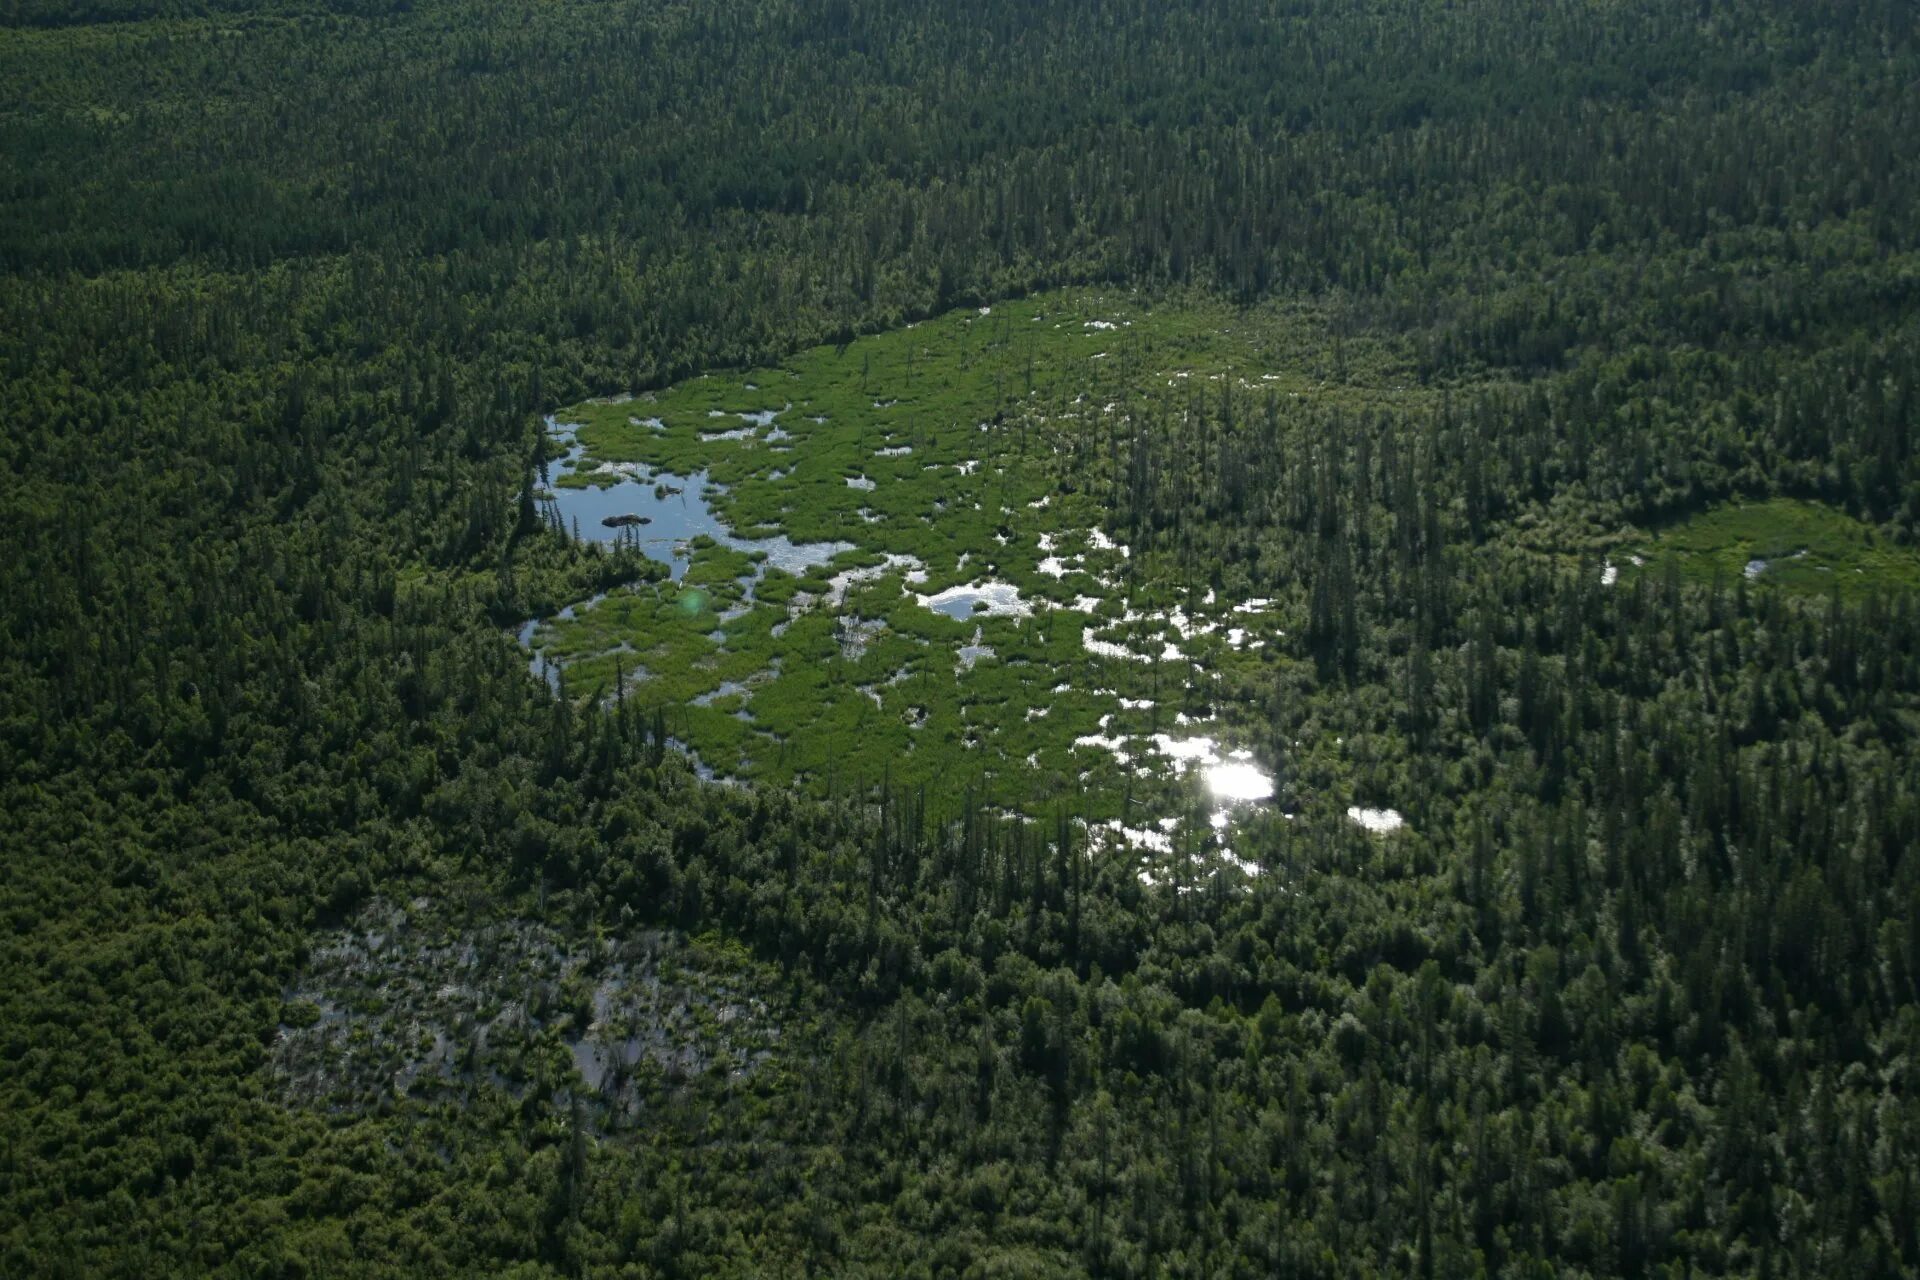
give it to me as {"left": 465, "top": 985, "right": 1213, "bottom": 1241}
{"left": 528, "top": 293, "right": 1424, "bottom": 865}
{"left": 1635, "top": 497, "right": 1920, "bottom": 593}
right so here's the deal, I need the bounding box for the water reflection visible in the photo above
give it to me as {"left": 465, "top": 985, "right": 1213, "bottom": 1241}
{"left": 1347, "top": 806, "right": 1405, "bottom": 834}
{"left": 917, "top": 580, "right": 1032, "bottom": 620}
{"left": 538, "top": 417, "right": 850, "bottom": 582}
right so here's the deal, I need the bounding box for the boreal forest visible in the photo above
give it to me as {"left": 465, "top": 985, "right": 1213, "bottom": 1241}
{"left": 3, "top": 0, "right": 1918, "bottom": 1275}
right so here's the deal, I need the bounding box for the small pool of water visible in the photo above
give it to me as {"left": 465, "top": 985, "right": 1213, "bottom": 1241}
{"left": 824, "top": 553, "right": 926, "bottom": 607}
{"left": 691, "top": 681, "right": 751, "bottom": 707}
{"left": 917, "top": 580, "right": 1032, "bottom": 620}
{"left": 518, "top": 591, "right": 622, "bottom": 692}
{"left": 1742, "top": 550, "right": 1806, "bottom": 581}
{"left": 837, "top": 617, "right": 887, "bottom": 660}
{"left": 538, "top": 417, "right": 850, "bottom": 581}
{"left": 1206, "top": 758, "right": 1273, "bottom": 802}
{"left": 957, "top": 626, "right": 995, "bottom": 671}
{"left": 1093, "top": 732, "right": 1278, "bottom": 868}
{"left": 1347, "top": 806, "right": 1404, "bottom": 834}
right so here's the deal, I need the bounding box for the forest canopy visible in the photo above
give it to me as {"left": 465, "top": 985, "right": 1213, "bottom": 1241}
{"left": 2, "top": 0, "right": 1917, "bottom": 1275}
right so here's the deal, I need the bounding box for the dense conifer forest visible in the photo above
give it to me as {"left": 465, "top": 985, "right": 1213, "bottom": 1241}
{"left": 2, "top": 0, "right": 1917, "bottom": 1274}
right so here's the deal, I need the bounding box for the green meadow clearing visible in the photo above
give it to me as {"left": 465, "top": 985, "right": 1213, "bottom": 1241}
{"left": 1627, "top": 497, "right": 1920, "bottom": 594}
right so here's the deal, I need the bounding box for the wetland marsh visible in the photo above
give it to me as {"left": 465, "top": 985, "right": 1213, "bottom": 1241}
{"left": 514, "top": 291, "right": 1432, "bottom": 880}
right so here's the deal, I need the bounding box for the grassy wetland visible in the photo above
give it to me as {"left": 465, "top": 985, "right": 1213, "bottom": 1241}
{"left": 521, "top": 291, "right": 1432, "bottom": 874}
{"left": 1631, "top": 497, "right": 1920, "bottom": 593}
{"left": 518, "top": 288, "right": 1920, "bottom": 893}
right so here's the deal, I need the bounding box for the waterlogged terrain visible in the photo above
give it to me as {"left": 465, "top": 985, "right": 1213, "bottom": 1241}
{"left": 272, "top": 900, "right": 784, "bottom": 1128}
{"left": 520, "top": 292, "right": 1425, "bottom": 881}
{"left": 1622, "top": 497, "right": 1920, "bottom": 593}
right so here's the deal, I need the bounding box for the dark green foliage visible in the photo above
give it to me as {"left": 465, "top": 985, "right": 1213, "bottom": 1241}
{"left": 2, "top": 0, "right": 1918, "bottom": 1275}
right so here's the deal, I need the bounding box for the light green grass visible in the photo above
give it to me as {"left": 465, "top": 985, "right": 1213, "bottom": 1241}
{"left": 529, "top": 288, "right": 1427, "bottom": 822}
{"left": 1632, "top": 498, "right": 1920, "bottom": 594}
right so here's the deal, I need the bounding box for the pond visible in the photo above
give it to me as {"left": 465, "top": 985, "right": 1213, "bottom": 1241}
{"left": 1347, "top": 806, "right": 1405, "bottom": 834}
{"left": 916, "top": 580, "right": 1033, "bottom": 620}
{"left": 540, "top": 417, "right": 852, "bottom": 581}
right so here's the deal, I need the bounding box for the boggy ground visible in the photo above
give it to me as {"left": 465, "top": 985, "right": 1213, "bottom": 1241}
{"left": 523, "top": 290, "right": 1435, "bottom": 875}
{"left": 1630, "top": 496, "right": 1920, "bottom": 592}
{"left": 273, "top": 899, "right": 786, "bottom": 1130}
